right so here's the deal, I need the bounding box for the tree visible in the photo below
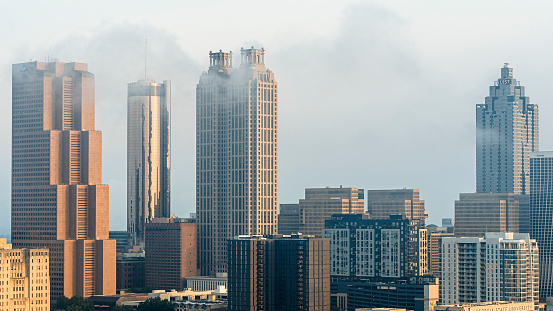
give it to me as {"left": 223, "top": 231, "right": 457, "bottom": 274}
{"left": 53, "top": 295, "right": 95, "bottom": 311}
{"left": 112, "top": 305, "right": 135, "bottom": 311}
{"left": 137, "top": 297, "right": 173, "bottom": 311}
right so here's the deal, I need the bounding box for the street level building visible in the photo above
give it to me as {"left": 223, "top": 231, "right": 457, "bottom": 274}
{"left": 366, "top": 189, "right": 428, "bottom": 220}
{"left": 530, "top": 151, "right": 553, "bottom": 298}
{"left": 0, "top": 238, "right": 49, "bottom": 311}
{"left": 145, "top": 217, "right": 197, "bottom": 290}
{"left": 440, "top": 232, "right": 539, "bottom": 305}
{"left": 196, "top": 47, "right": 278, "bottom": 276}
{"left": 279, "top": 187, "right": 365, "bottom": 236}
{"left": 331, "top": 276, "right": 439, "bottom": 311}
{"left": 11, "top": 61, "right": 116, "bottom": 299}
{"left": 227, "top": 234, "right": 330, "bottom": 311}
{"left": 476, "top": 63, "right": 538, "bottom": 195}
{"left": 127, "top": 80, "right": 171, "bottom": 248}
{"left": 454, "top": 193, "right": 528, "bottom": 237}
{"left": 323, "top": 214, "right": 428, "bottom": 280}
{"left": 435, "top": 302, "right": 534, "bottom": 311}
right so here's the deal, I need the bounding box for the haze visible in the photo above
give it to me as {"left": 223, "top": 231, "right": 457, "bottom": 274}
{"left": 2, "top": 0, "right": 553, "bottom": 235}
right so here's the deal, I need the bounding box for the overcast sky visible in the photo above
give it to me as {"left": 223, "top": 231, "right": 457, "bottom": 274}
{"left": 1, "top": 0, "right": 553, "bottom": 235}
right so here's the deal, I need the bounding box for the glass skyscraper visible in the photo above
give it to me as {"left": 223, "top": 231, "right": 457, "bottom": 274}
{"left": 127, "top": 79, "right": 171, "bottom": 248}
{"left": 196, "top": 47, "right": 278, "bottom": 276}
{"left": 530, "top": 151, "right": 553, "bottom": 298}
{"left": 476, "top": 63, "right": 538, "bottom": 194}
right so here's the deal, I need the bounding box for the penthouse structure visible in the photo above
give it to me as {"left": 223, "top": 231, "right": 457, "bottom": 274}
{"left": 11, "top": 61, "right": 116, "bottom": 299}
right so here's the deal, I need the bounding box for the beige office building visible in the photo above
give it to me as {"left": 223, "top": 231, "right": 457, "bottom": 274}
{"left": 366, "top": 189, "right": 428, "bottom": 220}
{"left": 454, "top": 193, "right": 525, "bottom": 237}
{"left": 127, "top": 79, "right": 171, "bottom": 248}
{"left": 196, "top": 47, "right": 277, "bottom": 276}
{"left": 427, "top": 230, "right": 454, "bottom": 277}
{"left": 0, "top": 238, "right": 49, "bottom": 311}
{"left": 11, "top": 61, "right": 116, "bottom": 299}
{"left": 279, "top": 187, "right": 365, "bottom": 236}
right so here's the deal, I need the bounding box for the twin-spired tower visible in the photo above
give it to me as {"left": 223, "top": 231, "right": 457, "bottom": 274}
{"left": 196, "top": 47, "right": 278, "bottom": 276}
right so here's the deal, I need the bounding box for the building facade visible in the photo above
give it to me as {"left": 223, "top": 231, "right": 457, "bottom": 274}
{"left": 440, "top": 233, "right": 539, "bottom": 305}
{"left": 366, "top": 189, "right": 428, "bottom": 220}
{"left": 323, "top": 214, "right": 428, "bottom": 280}
{"left": 0, "top": 238, "right": 49, "bottom": 311}
{"left": 11, "top": 61, "right": 116, "bottom": 299}
{"left": 279, "top": 187, "right": 365, "bottom": 236}
{"left": 227, "top": 235, "right": 330, "bottom": 311}
{"left": 427, "top": 230, "right": 454, "bottom": 277}
{"left": 454, "top": 193, "right": 528, "bottom": 237}
{"left": 331, "top": 276, "right": 439, "bottom": 311}
{"left": 476, "top": 63, "right": 538, "bottom": 195}
{"left": 127, "top": 80, "right": 171, "bottom": 248}
{"left": 196, "top": 47, "right": 278, "bottom": 276}
{"left": 116, "top": 257, "right": 145, "bottom": 291}
{"left": 145, "top": 218, "right": 197, "bottom": 290}
{"left": 110, "top": 231, "right": 130, "bottom": 254}
{"left": 530, "top": 151, "right": 553, "bottom": 298}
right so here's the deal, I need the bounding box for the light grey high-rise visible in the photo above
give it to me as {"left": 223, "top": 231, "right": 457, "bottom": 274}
{"left": 127, "top": 79, "right": 171, "bottom": 248}
{"left": 530, "top": 151, "right": 553, "bottom": 298}
{"left": 476, "top": 63, "right": 538, "bottom": 194}
{"left": 196, "top": 47, "right": 278, "bottom": 276}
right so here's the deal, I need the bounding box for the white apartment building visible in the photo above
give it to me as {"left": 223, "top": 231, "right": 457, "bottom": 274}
{"left": 441, "top": 233, "right": 538, "bottom": 305}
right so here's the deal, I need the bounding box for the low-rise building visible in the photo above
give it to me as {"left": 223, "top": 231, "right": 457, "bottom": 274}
{"left": 186, "top": 274, "right": 227, "bottom": 291}
{"left": 434, "top": 302, "right": 535, "bottom": 311}
{"left": 0, "top": 238, "right": 49, "bottom": 311}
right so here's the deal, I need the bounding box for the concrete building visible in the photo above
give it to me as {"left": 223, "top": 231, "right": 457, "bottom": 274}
{"left": 196, "top": 47, "right": 278, "bottom": 276}
{"left": 427, "top": 230, "right": 454, "bottom": 277}
{"left": 442, "top": 218, "right": 454, "bottom": 227}
{"left": 11, "top": 61, "right": 116, "bottom": 299}
{"left": 116, "top": 256, "right": 145, "bottom": 291}
{"left": 279, "top": 187, "right": 365, "bottom": 236}
{"left": 227, "top": 234, "right": 330, "bottom": 311}
{"left": 0, "top": 238, "right": 49, "bottom": 311}
{"left": 454, "top": 193, "right": 528, "bottom": 237}
{"left": 331, "top": 276, "right": 439, "bottom": 311}
{"left": 277, "top": 203, "right": 300, "bottom": 234}
{"left": 440, "top": 232, "right": 539, "bottom": 305}
{"left": 366, "top": 189, "right": 428, "bottom": 220}
{"left": 323, "top": 214, "right": 428, "bottom": 280}
{"left": 435, "top": 302, "right": 535, "bottom": 311}
{"left": 110, "top": 231, "right": 129, "bottom": 253}
{"left": 476, "top": 63, "right": 538, "bottom": 195}
{"left": 186, "top": 274, "right": 227, "bottom": 291}
{"left": 127, "top": 79, "right": 171, "bottom": 248}
{"left": 530, "top": 151, "right": 553, "bottom": 298}
{"left": 145, "top": 217, "right": 197, "bottom": 290}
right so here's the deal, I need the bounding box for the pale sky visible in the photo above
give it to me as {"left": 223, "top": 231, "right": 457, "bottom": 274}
{"left": 1, "top": 0, "right": 553, "bottom": 235}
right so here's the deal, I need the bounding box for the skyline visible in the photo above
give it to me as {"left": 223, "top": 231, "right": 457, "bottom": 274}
{"left": 3, "top": 1, "right": 553, "bottom": 235}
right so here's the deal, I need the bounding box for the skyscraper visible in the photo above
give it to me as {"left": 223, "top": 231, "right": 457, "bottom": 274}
{"left": 127, "top": 79, "right": 171, "bottom": 248}
{"left": 196, "top": 47, "right": 278, "bottom": 276}
{"left": 476, "top": 63, "right": 538, "bottom": 194}
{"left": 11, "top": 61, "right": 116, "bottom": 299}
{"left": 530, "top": 151, "right": 553, "bottom": 298}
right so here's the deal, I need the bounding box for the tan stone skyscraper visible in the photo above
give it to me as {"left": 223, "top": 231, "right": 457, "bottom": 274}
{"left": 11, "top": 61, "right": 116, "bottom": 299}
{"left": 196, "top": 47, "right": 278, "bottom": 276}
{"left": 127, "top": 80, "right": 171, "bottom": 248}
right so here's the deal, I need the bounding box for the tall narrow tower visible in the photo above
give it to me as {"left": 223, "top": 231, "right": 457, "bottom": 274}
{"left": 127, "top": 79, "right": 171, "bottom": 248}
{"left": 476, "top": 63, "right": 538, "bottom": 194}
{"left": 11, "top": 61, "right": 116, "bottom": 299}
{"left": 196, "top": 47, "right": 278, "bottom": 276}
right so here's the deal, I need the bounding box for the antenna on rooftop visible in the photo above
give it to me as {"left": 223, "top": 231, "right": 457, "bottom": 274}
{"left": 145, "top": 36, "right": 148, "bottom": 80}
